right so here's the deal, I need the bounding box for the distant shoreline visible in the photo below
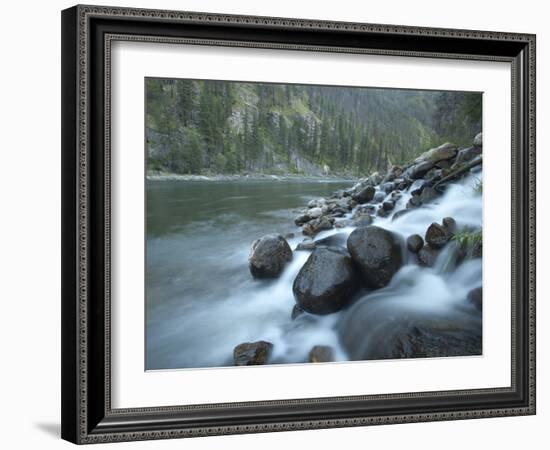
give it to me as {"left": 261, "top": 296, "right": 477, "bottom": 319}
{"left": 146, "top": 172, "right": 358, "bottom": 183}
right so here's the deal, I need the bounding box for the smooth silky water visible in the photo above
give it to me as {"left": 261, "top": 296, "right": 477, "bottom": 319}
{"left": 146, "top": 176, "right": 482, "bottom": 370}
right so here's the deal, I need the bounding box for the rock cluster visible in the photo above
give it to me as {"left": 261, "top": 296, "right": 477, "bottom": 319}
{"left": 234, "top": 133, "right": 483, "bottom": 365}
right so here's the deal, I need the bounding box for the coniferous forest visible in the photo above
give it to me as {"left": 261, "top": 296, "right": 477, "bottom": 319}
{"left": 145, "top": 78, "right": 481, "bottom": 176}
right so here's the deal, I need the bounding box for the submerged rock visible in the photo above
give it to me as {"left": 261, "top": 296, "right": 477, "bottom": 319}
{"left": 293, "top": 247, "right": 360, "bottom": 315}
{"left": 419, "top": 186, "right": 439, "bottom": 204}
{"left": 347, "top": 226, "right": 403, "bottom": 289}
{"left": 417, "top": 244, "right": 440, "bottom": 267}
{"left": 233, "top": 341, "right": 273, "bottom": 366}
{"left": 407, "top": 234, "right": 424, "bottom": 253}
{"left": 308, "top": 345, "right": 335, "bottom": 363}
{"left": 249, "top": 234, "right": 292, "bottom": 279}
{"left": 382, "top": 200, "right": 395, "bottom": 211}
{"left": 452, "top": 146, "right": 482, "bottom": 168}
{"left": 291, "top": 304, "right": 304, "bottom": 320}
{"left": 467, "top": 286, "right": 482, "bottom": 311}
{"left": 392, "top": 209, "right": 410, "bottom": 221}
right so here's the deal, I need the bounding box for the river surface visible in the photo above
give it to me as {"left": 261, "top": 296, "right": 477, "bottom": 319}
{"left": 146, "top": 179, "right": 355, "bottom": 370}
{"left": 146, "top": 175, "right": 483, "bottom": 370}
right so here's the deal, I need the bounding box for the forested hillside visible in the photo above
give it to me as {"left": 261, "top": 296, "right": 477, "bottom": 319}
{"left": 145, "top": 78, "right": 481, "bottom": 176}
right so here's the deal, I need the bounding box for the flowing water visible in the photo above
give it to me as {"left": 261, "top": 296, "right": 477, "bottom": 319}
{"left": 146, "top": 175, "right": 482, "bottom": 370}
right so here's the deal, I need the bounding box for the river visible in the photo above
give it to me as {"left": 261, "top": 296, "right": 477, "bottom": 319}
{"left": 146, "top": 179, "right": 355, "bottom": 370}
{"left": 145, "top": 175, "right": 482, "bottom": 370}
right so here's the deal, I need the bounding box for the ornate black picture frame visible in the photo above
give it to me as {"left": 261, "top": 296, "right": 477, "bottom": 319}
{"left": 61, "top": 4, "right": 536, "bottom": 444}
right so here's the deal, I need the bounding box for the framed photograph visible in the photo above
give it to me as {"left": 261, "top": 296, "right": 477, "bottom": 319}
{"left": 61, "top": 4, "right": 536, "bottom": 444}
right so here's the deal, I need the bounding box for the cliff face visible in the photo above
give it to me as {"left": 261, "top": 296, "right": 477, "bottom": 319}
{"left": 145, "top": 78, "right": 481, "bottom": 176}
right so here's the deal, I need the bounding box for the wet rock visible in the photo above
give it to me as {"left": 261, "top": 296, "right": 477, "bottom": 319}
{"left": 425, "top": 223, "right": 450, "bottom": 248}
{"left": 354, "top": 205, "right": 376, "bottom": 217}
{"left": 295, "top": 240, "right": 316, "bottom": 251}
{"left": 308, "top": 207, "right": 323, "bottom": 219}
{"left": 381, "top": 182, "right": 395, "bottom": 193}
{"left": 391, "top": 190, "right": 402, "bottom": 200}
{"left": 417, "top": 244, "right": 440, "bottom": 267}
{"left": 308, "top": 198, "right": 326, "bottom": 208}
{"left": 452, "top": 146, "right": 482, "bottom": 168}
{"left": 328, "top": 208, "right": 347, "bottom": 218}
{"left": 334, "top": 219, "right": 355, "bottom": 229}
{"left": 249, "top": 234, "right": 293, "bottom": 279}
{"left": 419, "top": 186, "right": 439, "bottom": 204}
{"left": 407, "top": 234, "right": 424, "bottom": 253}
{"left": 291, "top": 304, "right": 304, "bottom": 320}
{"left": 284, "top": 232, "right": 295, "bottom": 240}
{"left": 353, "top": 215, "right": 374, "bottom": 227}
{"left": 382, "top": 166, "right": 403, "bottom": 183}
{"left": 373, "top": 191, "right": 386, "bottom": 203}
{"left": 369, "top": 172, "right": 383, "bottom": 185}
{"left": 313, "top": 233, "right": 348, "bottom": 249}
{"left": 294, "top": 212, "right": 310, "bottom": 226}
{"left": 406, "top": 195, "right": 422, "bottom": 209}
{"left": 467, "top": 287, "right": 482, "bottom": 311}
{"left": 414, "top": 142, "right": 458, "bottom": 164}
{"left": 339, "top": 302, "right": 482, "bottom": 361}
{"left": 347, "top": 226, "right": 403, "bottom": 289}
{"left": 303, "top": 216, "right": 334, "bottom": 237}
{"left": 406, "top": 160, "right": 434, "bottom": 180}
{"left": 234, "top": 341, "right": 273, "bottom": 366}
{"left": 473, "top": 132, "right": 483, "bottom": 147}
{"left": 376, "top": 208, "right": 390, "bottom": 218}
{"left": 435, "top": 159, "right": 453, "bottom": 170}
{"left": 392, "top": 209, "right": 410, "bottom": 221}
{"left": 382, "top": 200, "right": 395, "bottom": 211}
{"left": 396, "top": 180, "right": 410, "bottom": 191}
{"left": 352, "top": 185, "right": 375, "bottom": 204}
{"left": 442, "top": 217, "right": 457, "bottom": 236}
{"left": 308, "top": 345, "right": 335, "bottom": 363}
{"left": 293, "top": 247, "right": 360, "bottom": 315}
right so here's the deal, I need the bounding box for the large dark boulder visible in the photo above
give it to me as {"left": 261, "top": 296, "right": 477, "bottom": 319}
{"left": 293, "top": 247, "right": 360, "bottom": 315}
{"left": 352, "top": 185, "right": 375, "bottom": 204}
{"left": 347, "top": 226, "right": 404, "bottom": 289}
{"left": 233, "top": 341, "right": 273, "bottom": 366}
{"left": 249, "top": 234, "right": 293, "bottom": 279}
